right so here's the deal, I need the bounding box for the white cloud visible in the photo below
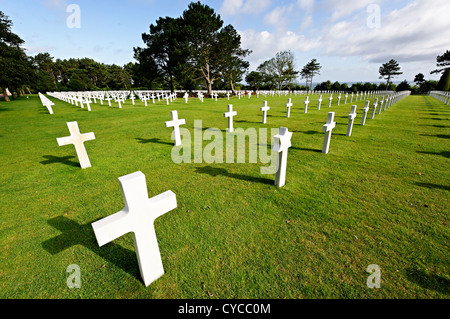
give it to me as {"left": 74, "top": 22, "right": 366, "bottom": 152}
{"left": 297, "top": 0, "right": 315, "bottom": 11}
{"left": 219, "top": 0, "right": 271, "bottom": 16}
{"left": 318, "top": 0, "right": 450, "bottom": 64}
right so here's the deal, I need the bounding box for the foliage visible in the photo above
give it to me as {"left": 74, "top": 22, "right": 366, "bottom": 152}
{"left": 379, "top": 59, "right": 402, "bottom": 88}
{"left": 430, "top": 50, "right": 450, "bottom": 75}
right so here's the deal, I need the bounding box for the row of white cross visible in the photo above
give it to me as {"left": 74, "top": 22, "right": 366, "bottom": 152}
{"left": 53, "top": 90, "right": 411, "bottom": 289}
{"left": 38, "top": 92, "right": 55, "bottom": 114}
{"left": 428, "top": 90, "right": 450, "bottom": 106}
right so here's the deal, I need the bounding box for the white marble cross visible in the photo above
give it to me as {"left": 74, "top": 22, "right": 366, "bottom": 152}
{"left": 165, "top": 110, "right": 186, "bottom": 146}
{"left": 105, "top": 97, "right": 112, "bottom": 107}
{"left": 272, "top": 127, "right": 293, "bottom": 187}
{"left": 361, "top": 101, "right": 370, "bottom": 126}
{"left": 261, "top": 101, "right": 270, "bottom": 124}
{"left": 337, "top": 94, "right": 341, "bottom": 106}
{"left": 371, "top": 98, "right": 378, "bottom": 119}
{"left": 184, "top": 92, "right": 189, "bottom": 103}
{"left": 84, "top": 99, "right": 92, "bottom": 111}
{"left": 286, "top": 98, "right": 293, "bottom": 117}
{"left": 322, "top": 112, "right": 336, "bottom": 154}
{"left": 318, "top": 95, "right": 323, "bottom": 110}
{"left": 56, "top": 121, "right": 95, "bottom": 169}
{"left": 91, "top": 171, "right": 177, "bottom": 287}
{"left": 226, "top": 92, "right": 230, "bottom": 100}
{"left": 304, "top": 96, "right": 310, "bottom": 114}
{"left": 328, "top": 94, "right": 333, "bottom": 108}
{"left": 346, "top": 105, "right": 357, "bottom": 136}
{"left": 344, "top": 93, "right": 348, "bottom": 104}
{"left": 378, "top": 96, "right": 385, "bottom": 114}
{"left": 224, "top": 104, "right": 237, "bottom": 132}
{"left": 350, "top": 92, "right": 354, "bottom": 103}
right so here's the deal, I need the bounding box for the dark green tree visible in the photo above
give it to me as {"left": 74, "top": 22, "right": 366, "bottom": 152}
{"left": 300, "top": 59, "right": 321, "bottom": 91}
{"left": 379, "top": 59, "right": 402, "bottom": 88}
{"left": 430, "top": 50, "right": 450, "bottom": 75}
{"left": 0, "top": 11, "right": 32, "bottom": 101}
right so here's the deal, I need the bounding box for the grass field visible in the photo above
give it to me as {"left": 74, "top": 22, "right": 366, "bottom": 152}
{"left": 0, "top": 92, "right": 448, "bottom": 299}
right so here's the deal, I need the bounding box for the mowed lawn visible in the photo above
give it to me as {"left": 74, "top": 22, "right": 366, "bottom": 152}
{"left": 0, "top": 92, "right": 448, "bottom": 299}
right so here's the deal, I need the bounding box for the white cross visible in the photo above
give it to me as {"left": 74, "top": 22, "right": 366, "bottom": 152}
{"left": 56, "top": 121, "right": 95, "bottom": 169}
{"left": 337, "top": 94, "right": 341, "bottom": 106}
{"left": 214, "top": 93, "right": 218, "bottom": 101}
{"left": 322, "top": 112, "right": 336, "bottom": 154}
{"left": 248, "top": 91, "right": 251, "bottom": 99}
{"left": 371, "top": 98, "right": 378, "bottom": 119}
{"left": 261, "top": 101, "right": 270, "bottom": 124}
{"left": 105, "top": 97, "right": 112, "bottom": 106}
{"left": 184, "top": 92, "right": 189, "bottom": 103}
{"left": 226, "top": 92, "right": 230, "bottom": 100}
{"left": 361, "top": 101, "right": 370, "bottom": 126}
{"left": 224, "top": 104, "right": 237, "bottom": 132}
{"left": 151, "top": 94, "right": 155, "bottom": 104}
{"left": 84, "top": 99, "right": 92, "bottom": 111}
{"left": 165, "top": 110, "right": 186, "bottom": 146}
{"left": 165, "top": 95, "right": 170, "bottom": 105}
{"left": 304, "top": 96, "right": 309, "bottom": 114}
{"left": 350, "top": 92, "right": 354, "bottom": 103}
{"left": 130, "top": 94, "right": 135, "bottom": 105}
{"left": 272, "top": 127, "right": 293, "bottom": 187}
{"left": 286, "top": 98, "right": 293, "bottom": 118}
{"left": 346, "top": 105, "right": 357, "bottom": 136}
{"left": 378, "top": 96, "right": 385, "bottom": 114}
{"left": 318, "top": 95, "right": 323, "bottom": 110}
{"left": 344, "top": 93, "right": 348, "bottom": 104}
{"left": 91, "top": 171, "right": 177, "bottom": 287}
{"left": 328, "top": 94, "right": 333, "bottom": 108}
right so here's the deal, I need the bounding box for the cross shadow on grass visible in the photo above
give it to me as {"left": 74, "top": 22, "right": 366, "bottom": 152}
{"left": 414, "top": 182, "right": 450, "bottom": 192}
{"left": 195, "top": 165, "right": 273, "bottom": 185}
{"left": 405, "top": 268, "right": 450, "bottom": 295}
{"left": 42, "top": 215, "right": 140, "bottom": 281}
{"left": 135, "top": 137, "right": 173, "bottom": 145}
{"left": 40, "top": 155, "right": 80, "bottom": 168}
{"left": 417, "top": 150, "right": 450, "bottom": 158}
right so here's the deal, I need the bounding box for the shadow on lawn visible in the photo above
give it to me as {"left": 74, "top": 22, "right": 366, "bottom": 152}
{"left": 40, "top": 155, "right": 80, "bottom": 168}
{"left": 417, "top": 150, "right": 450, "bottom": 158}
{"left": 42, "top": 215, "right": 140, "bottom": 281}
{"left": 405, "top": 268, "right": 450, "bottom": 295}
{"left": 135, "top": 137, "right": 173, "bottom": 146}
{"left": 195, "top": 165, "right": 273, "bottom": 185}
{"left": 414, "top": 182, "right": 450, "bottom": 192}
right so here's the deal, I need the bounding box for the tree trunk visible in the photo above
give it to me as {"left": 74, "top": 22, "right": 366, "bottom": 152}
{"left": 2, "top": 87, "right": 10, "bottom": 102}
{"left": 230, "top": 79, "right": 235, "bottom": 95}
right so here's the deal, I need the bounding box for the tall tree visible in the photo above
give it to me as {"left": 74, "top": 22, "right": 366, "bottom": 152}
{"left": 137, "top": 16, "right": 186, "bottom": 92}
{"left": 215, "top": 25, "right": 251, "bottom": 93}
{"left": 414, "top": 73, "right": 425, "bottom": 85}
{"left": 257, "top": 51, "right": 298, "bottom": 90}
{"left": 430, "top": 50, "right": 450, "bottom": 75}
{"left": 181, "top": 2, "right": 250, "bottom": 94}
{"left": 0, "top": 11, "right": 30, "bottom": 101}
{"left": 379, "top": 59, "right": 402, "bottom": 89}
{"left": 300, "top": 59, "right": 321, "bottom": 90}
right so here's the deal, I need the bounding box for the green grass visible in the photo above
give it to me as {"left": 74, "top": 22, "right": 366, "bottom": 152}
{"left": 0, "top": 92, "right": 448, "bottom": 299}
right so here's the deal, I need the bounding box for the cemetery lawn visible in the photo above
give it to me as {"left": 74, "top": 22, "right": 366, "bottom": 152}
{"left": 0, "top": 93, "right": 448, "bottom": 299}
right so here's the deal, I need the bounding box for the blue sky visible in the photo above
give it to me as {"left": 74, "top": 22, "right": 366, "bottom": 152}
{"left": 1, "top": 0, "right": 449, "bottom": 84}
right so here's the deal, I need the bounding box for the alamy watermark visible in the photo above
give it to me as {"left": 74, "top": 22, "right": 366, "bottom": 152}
{"left": 366, "top": 4, "right": 381, "bottom": 29}
{"left": 366, "top": 264, "right": 381, "bottom": 288}
{"left": 66, "top": 264, "right": 81, "bottom": 289}
{"left": 66, "top": 4, "right": 81, "bottom": 29}
{"left": 170, "top": 120, "right": 281, "bottom": 175}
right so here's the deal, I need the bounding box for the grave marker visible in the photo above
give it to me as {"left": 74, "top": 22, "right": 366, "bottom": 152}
{"left": 261, "top": 101, "right": 270, "bottom": 124}
{"left": 361, "top": 101, "right": 370, "bottom": 126}
{"left": 322, "top": 112, "right": 336, "bottom": 154}
{"left": 91, "top": 171, "right": 177, "bottom": 287}
{"left": 346, "top": 105, "right": 357, "bottom": 136}
{"left": 56, "top": 121, "right": 95, "bottom": 169}
{"left": 224, "top": 104, "right": 237, "bottom": 133}
{"left": 272, "top": 127, "right": 293, "bottom": 187}
{"left": 165, "top": 111, "right": 186, "bottom": 146}
{"left": 286, "top": 98, "right": 293, "bottom": 117}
